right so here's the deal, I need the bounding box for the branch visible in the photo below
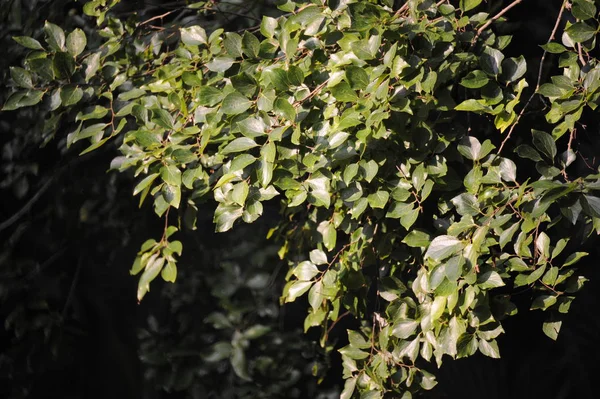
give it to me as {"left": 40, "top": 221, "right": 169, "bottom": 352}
{"left": 497, "top": 0, "right": 567, "bottom": 155}
{"left": 472, "top": 0, "right": 524, "bottom": 44}
{"left": 0, "top": 176, "right": 55, "bottom": 233}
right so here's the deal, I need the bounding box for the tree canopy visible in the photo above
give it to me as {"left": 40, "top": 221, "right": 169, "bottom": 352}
{"left": 2, "top": 0, "right": 600, "bottom": 397}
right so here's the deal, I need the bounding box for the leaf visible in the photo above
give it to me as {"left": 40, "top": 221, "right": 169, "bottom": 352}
{"left": 367, "top": 190, "right": 389, "bottom": 209}
{"left": 501, "top": 56, "right": 526, "bottom": 83}
{"left": 460, "top": 0, "right": 482, "bottom": 12}
{"left": 460, "top": 70, "right": 489, "bottom": 89}
{"left": 532, "top": 129, "right": 557, "bottom": 160}
{"left": 499, "top": 158, "right": 517, "bottom": 182}
{"left": 206, "top": 56, "right": 234, "bottom": 73}
{"left": 499, "top": 222, "right": 520, "bottom": 249}
{"left": 273, "top": 97, "right": 296, "bottom": 120}
{"left": 542, "top": 320, "right": 562, "bottom": 340}
{"left": 330, "top": 81, "right": 358, "bottom": 102}
{"left": 13, "top": 36, "right": 44, "bottom": 50}
{"left": 540, "top": 42, "right": 567, "bottom": 54}
{"left": 425, "top": 236, "right": 464, "bottom": 261}
{"left": 392, "top": 320, "right": 419, "bottom": 339}
{"left": 242, "top": 31, "right": 260, "bottom": 58}
{"left": 565, "top": 21, "right": 596, "bottom": 43}
{"left": 455, "top": 99, "right": 491, "bottom": 113}
{"left": 180, "top": 26, "right": 207, "bottom": 45}
{"left": 286, "top": 280, "right": 312, "bottom": 302}
{"left": 515, "top": 144, "right": 543, "bottom": 161}
{"left": 231, "top": 181, "right": 249, "bottom": 205}
{"left": 161, "top": 164, "right": 182, "bottom": 186}
{"left": 563, "top": 251, "right": 588, "bottom": 267}
{"left": 221, "top": 137, "right": 258, "bottom": 154}
{"left": 340, "top": 377, "right": 357, "bottom": 399}
{"left": 260, "top": 16, "right": 278, "bottom": 38}
{"left": 457, "top": 136, "right": 481, "bottom": 160}
{"left": 44, "top": 21, "right": 65, "bottom": 51}
{"left": 137, "top": 255, "right": 165, "bottom": 301}
{"left": 531, "top": 294, "right": 557, "bottom": 310}
{"left": 214, "top": 205, "right": 243, "bottom": 232}
{"left": 134, "top": 173, "right": 159, "bottom": 196}
{"left": 197, "top": 86, "right": 223, "bottom": 107}
{"left": 66, "top": 28, "right": 86, "bottom": 56}
{"left": 310, "top": 249, "right": 328, "bottom": 265}
{"left": 293, "top": 261, "right": 319, "bottom": 281}
{"left": 161, "top": 261, "right": 177, "bottom": 283}
{"left": 224, "top": 32, "right": 242, "bottom": 57}
{"left": 480, "top": 47, "right": 504, "bottom": 76}
{"left": 346, "top": 66, "right": 369, "bottom": 90}
{"left": 477, "top": 271, "right": 505, "bottom": 289}
{"left": 478, "top": 339, "right": 500, "bottom": 358}
{"left": 231, "top": 347, "right": 251, "bottom": 381}
{"left": 402, "top": 230, "right": 432, "bottom": 248}
{"left": 60, "top": 86, "right": 83, "bottom": 106}
{"left": 222, "top": 92, "right": 252, "bottom": 115}
{"left": 10, "top": 67, "right": 33, "bottom": 89}
{"left": 572, "top": 0, "right": 597, "bottom": 20}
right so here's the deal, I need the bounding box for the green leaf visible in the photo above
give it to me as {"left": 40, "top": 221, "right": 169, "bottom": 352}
{"left": 455, "top": 99, "right": 491, "bottom": 113}
{"left": 330, "top": 82, "right": 358, "bottom": 102}
{"left": 457, "top": 136, "right": 481, "bottom": 160}
{"left": 457, "top": 333, "right": 477, "bottom": 358}
{"left": 515, "top": 144, "right": 543, "bottom": 161}
{"left": 206, "top": 57, "right": 234, "bottom": 73}
{"left": 501, "top": 56, "right": 526, "bottom": 83}
{"left": 460, "top": 0, "right": 482, "bottom": 12}
{"left": 477, "top": 271, "right": 505, "bottom": 289}
{"left": 540, "top": 42, "right": 567, "bottom": 54}
{"left": 572, "top": 0, "right": 597, "bottom": 20}
{"left": 224, "top": 32, "right": 242, "bottom": 57}
{"left": 214, "top": 204, "right": 243, "bottom": 232}
{"left": 13, "top": 36, "right": 44, "bottom": 50}
{"left": 231, "top": 347, "right": 251, "bottom": 381}
{"left": 425, "top": 236, "right": 464, "bottom": 261}
{"left": 260, "top": 16, "right": 278, "bottom": 38}
{"left": 478, "top": 339, "right": 500, "bottom": 358}
{"left": 532, "top": 129, "right": 557, "bottom": 160}
{"left": 198, "top": 86, "right": 223, "bottom": 107}
{"left": 180, "top": 26, "right": 207, "bottom": 45}
{"left": 542, "top": 320, "right": 562, "bottom": 340}
{"left": 44, "top": 21, "right": 65, "bottom": 51}
{"left": 367, "top": 190, "right": 389, "bottom": 209}
{"left": 9, "top": 67, "right": 33, "bottom": 89}
{"left": 222, "top": 92, "right": 252, "bottom": 115}
{"left": 565, "top": 22, "right": 596, "bottom": 43}
{"left": 563, "top": 251, "right": 588, "bottom": 267}
{"left": 274, "top": 97, "right": 296, "bottom": 121}
{"left": 310, "top": 249, "right": 328, "bottom": 266}
{"left": 222, "top": 137, "right": 258, "bottom": 154}
{"left": 480, "top": 47, "right": 504, "bottom": 76}
{"left": 460, "top": 70, "right": 489, "bottom": 89}
{"left": 66, "top": 28, "right": 86, "bottom": 56}
{"left": 286, "top": 280, "right": 313, "bottom": 302}
{"left": 137, "top": 255, "right": 165, "bottom": 301}
{"left": 242, "top": 31, "right": 260, "bottom": 58}
{"left": 392, "top": 320, "right": 419, "bottom": 339}
{"left": 161, "top": 164, "right": 182, "bottom": 186}
{"left": 161, "top": 261, "right": 177, "bottom": 283}
{"left": 60, "top": 86, "right": 83, "bottom": 106}
{"left": 531, "top": 295, "right": 557, "bottom": 310}
{"left": 346, "top": 66, "right": 369, "bottom": 90}
{"left": 402, "top": 230, "right": 432, "bottom": 248}
{"left": 293, "top": 261, "right": 319, "bottom": 281}
{"left": 231, "top": 181, "right": 249, "bottom": 205}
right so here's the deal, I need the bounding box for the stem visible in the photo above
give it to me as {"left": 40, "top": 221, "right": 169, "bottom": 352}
{"left": 497, "top": 0, "right": 567, "bottom": 155}
{"left": 472, "top": 0, "right": 524, "bottom": 44}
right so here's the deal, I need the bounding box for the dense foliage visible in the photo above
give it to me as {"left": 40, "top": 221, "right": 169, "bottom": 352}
{"left": 3, "top": 0, "right": 600, "bottom": 397}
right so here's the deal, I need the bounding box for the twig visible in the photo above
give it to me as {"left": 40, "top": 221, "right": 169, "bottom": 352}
{"left": 326, "top": 310, "right": 351, "bottom": 335}
{"left": 61, "top": 254, "right": 83, "bottom": 322}
{"left": 577, "top": 42, "right": 586, "bottom": 65}
{"left": 0, "top": 177, "right": 55, "bottom": 233}
{"left": 138, "top": 10, "right": 178, "bottom": 27}
{"left": 497, "top": 0, "right": 567, "bottom": 155}
{"left": 472, "top": 0, "right": 524, "bottom": 44}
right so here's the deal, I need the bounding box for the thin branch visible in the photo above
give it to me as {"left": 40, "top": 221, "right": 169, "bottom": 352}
{"left": 497, "top": 0, "right": 567, "bottom": 155}
{"left": 61, "top": 254, "right": 83, "bottom": 322}
{"left": 0, "top": 176, "right": 55, "bottom": 233}
{"left": 472, "top": 0, "right": 524, "bottom": 44}
{"left": 139, "top": 10, "right": 179, "bottom": 27}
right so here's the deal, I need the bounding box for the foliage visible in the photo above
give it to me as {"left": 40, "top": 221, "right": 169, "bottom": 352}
{"left": 3, "top": 0, "right": 600, "bottom": 396}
